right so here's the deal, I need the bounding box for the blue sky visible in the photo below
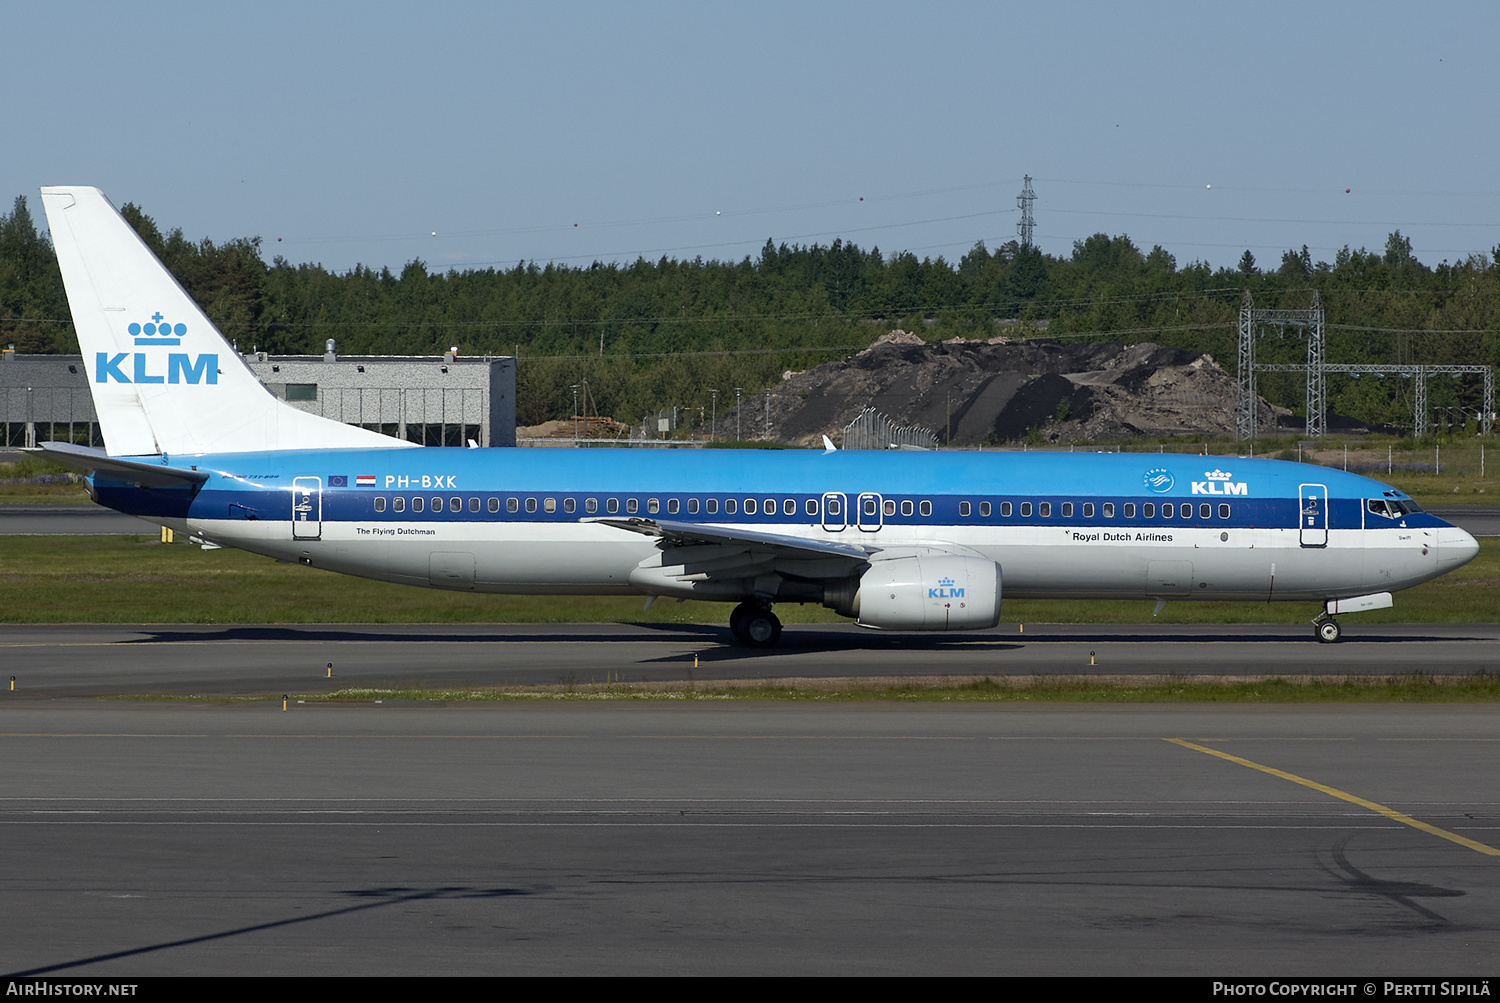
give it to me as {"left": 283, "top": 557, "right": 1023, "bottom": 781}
{"left": 7, "top": 1, "right": 1498, "bottom": 274}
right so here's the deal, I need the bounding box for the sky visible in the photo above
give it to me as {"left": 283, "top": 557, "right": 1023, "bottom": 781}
{"left": 6, "top": 1, "right": 1499, "bottom": 275}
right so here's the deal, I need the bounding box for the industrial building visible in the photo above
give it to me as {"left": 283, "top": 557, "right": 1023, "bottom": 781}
{"left": 1, "top": 345, "right": 516, "bottom": 449}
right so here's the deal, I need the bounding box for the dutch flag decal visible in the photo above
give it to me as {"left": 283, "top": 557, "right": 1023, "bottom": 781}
{"left": 356, "top": 475, "right": 377, "bottom": 487}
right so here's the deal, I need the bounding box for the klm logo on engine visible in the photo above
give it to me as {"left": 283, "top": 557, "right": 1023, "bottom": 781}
{"left": 96, "top": 311, "right": 217, "bottom": 385}
{"left": 1191, "top": 468, "right": 1247, "bottom": 496}
{"left": 929, "top": 576, "right": 965, "bottom": 599}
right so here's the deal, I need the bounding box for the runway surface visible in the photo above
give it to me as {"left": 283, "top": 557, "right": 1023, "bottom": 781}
{"left": 0, "top": 700, "right": 1497, "bottom": 976}
{"left": 2, "top": 622, "right": 1499, "bottom": 698}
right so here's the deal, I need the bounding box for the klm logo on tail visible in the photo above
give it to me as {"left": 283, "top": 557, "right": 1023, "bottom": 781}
{"left": 96, "top": 311, "right": 217, "bottom": 385}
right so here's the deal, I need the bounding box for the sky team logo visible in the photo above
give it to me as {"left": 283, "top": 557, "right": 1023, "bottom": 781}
{"left": 96, "top": 309, "right": 217, "bottom": 385}
{"left": 129, "top": 311, "right": 186, "bottom": 346}
{"left": 1143, "top": 468, "right": 1174, "bottom": 493}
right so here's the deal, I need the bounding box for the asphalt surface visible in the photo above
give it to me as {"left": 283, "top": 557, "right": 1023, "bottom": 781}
{"left": 0, "top": 700, "right": 1496, "bottom": 976}
{"left": 2, "top": 622, "right": 1498, "bottom": 698}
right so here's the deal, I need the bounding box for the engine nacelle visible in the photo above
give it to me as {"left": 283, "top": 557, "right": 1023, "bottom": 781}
{"left": 851, "top": 555, "right": 1001, "bottom": 631}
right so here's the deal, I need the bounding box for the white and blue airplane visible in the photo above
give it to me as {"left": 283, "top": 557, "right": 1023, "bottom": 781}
{"left": 35, "top": 186, "right": 1480, "bottom": 646}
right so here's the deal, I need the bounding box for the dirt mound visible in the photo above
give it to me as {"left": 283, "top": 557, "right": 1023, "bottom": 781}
{"left": 725, "top": 334, "right": 1286, "bottom": 446}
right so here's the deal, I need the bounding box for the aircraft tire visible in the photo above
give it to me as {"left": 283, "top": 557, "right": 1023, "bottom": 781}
{"left": 729, "top": 601, "right": 755, "bottom": 641}
{"left": 740, "top": 609, "right": 782, "bottom": 648}
{"left": 1316, "top": 619, "right": 1342, "bottom": 643}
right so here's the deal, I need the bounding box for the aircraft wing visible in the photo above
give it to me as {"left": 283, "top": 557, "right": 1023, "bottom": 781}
{"left": 588, "top": 517, "right": 875, "bottom": 600}
{"left": 588, "top": 517, "right": 876, "bottom": 559}
{"left": 36, "top": 441, "right": 210, "bottom": 489}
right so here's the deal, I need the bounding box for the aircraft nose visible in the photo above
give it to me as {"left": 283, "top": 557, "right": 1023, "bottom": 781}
{"left": 1436, "top": 524, "right": 1480, "bottom": 569}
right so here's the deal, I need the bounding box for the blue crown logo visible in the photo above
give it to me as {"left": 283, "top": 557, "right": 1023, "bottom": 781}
{"left": 129, "top": 311, "right": 185, "bottom": 346}
{"left": 938, "top": 577, "right": 955, "bottom": 587}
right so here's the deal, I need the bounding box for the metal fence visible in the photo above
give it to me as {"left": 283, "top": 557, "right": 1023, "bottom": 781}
{"left": 841, "top": 407, "right": 939, "bottom": 450}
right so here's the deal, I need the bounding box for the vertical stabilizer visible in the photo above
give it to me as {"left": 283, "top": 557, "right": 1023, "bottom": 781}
{"left": 39, "top": 186, "right": 412, "bottom": 456}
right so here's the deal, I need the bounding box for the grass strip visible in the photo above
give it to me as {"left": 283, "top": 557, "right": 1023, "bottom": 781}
{"left": 3, "top": 536, "right": 1498, "bottom": 624}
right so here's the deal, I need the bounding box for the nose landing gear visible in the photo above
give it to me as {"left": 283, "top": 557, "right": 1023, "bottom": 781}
{"left": 1312, "top": 612, "right": 1342, "bottom": 643}
{"left": 730, "top": 601, "right": 782, "bottom": 647}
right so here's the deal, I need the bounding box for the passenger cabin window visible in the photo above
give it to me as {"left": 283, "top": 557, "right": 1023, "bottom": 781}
{"left": 585, "top": 498, "right": 598, "bottom": 514}
{"left": 488, "top": 497, "right": 500, "bottom": 513}
{"left": 1162, "top": 503, "right": 1173, "bottom": 518}
{"left": 626, "top": 498, "right": 639, "bottom": 514}
{"left": 448, "top": 496, "right": 459, "bottom": 513}
{"left": 1000, "top": 502, "right": 1012, "bottom": 517}
{"left": 885, "top": 500, "right": 897, "bottom": 517}
{"left": 1020, "top": 502, "right": 1032, "bottom": 517}
{"left": 525, "top": 498, "right": 537, "bottom": 513}
{"left": 805, "top": 499, "right": 818, "bottom": 516}
{"left": 919, "top": 500, "right": 932, "bottom": 517}
{"left": 469, "top": 497, "right": 480, "bottom": 513}
{"left": 725, "top": 499, "right": 737, "bottom": 515}
{"left": 564, "top": 498, "right": 577, "bottom": 514}
{"left": 1122, "top": 503, "right": 1133, "bottom": 518}
{"left": 1141, "top": 503, "right": 1153, "bottom": 518}
{"left": 607, "top": 498, "right": 619, "bottom": 514}
{"left": 545, "top": 498, "right": 557, "bottom": 513}
{"left": 1038, "top": 502, "right": 1051, "bottom": 518}
{"left": 393, "top": 496, "right": 405, "bottom": 513}
{"left": 1199, "top": 503, "right": 1210, "bottom": 519}
{"left": 979, "top": 501, "right": 991, "bottom": 517}
{"left": 1083, "top": 502, "right": 1094, "bottom": 518}
{"left": 667, "top": 499, "right": 678, "bottom": 515}
{"left": 648, "top": 499, "right": 660, "bottom": 514}
{"left": 374, "top": 496, "right": 386, "bottom": 513}
{"left": 1218, "top": 503, "right": 1230, "bottom": 519}
{"left": 745, "top": 499, "right": 757, "bottom": 515}
{"left": 707, "top": 499, "right": 719, "bottom": 514}
{"left": 959, "top": 501, "right": 971, "bottom": 517}
{"left": 413, "top": 496, "right": 424, "bottom": 513}
{"left": 431, "top": 496, "right": 442, "bottom": 512}
{"left": 784, "top": 499, "right": 795, "bottom": 516}
{"left": 687, "top": 498, "right": 700, "bottom": 514}
{"left": 899, "top": 500, "right": 912, "bottom": 517}
{"left": 1061, "top": 502, "right": 1074, "bottom": 518}
{"left": 507, "top": 497, "right": 519, "bottom": 513}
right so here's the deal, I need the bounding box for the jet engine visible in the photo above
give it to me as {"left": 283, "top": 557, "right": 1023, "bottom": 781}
{"left": 825, "top": 554, "right": 1002, "bottom": 631}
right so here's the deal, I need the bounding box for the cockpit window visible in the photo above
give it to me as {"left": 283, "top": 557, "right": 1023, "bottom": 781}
{"left": 1367, "top": 499, "right": 1397, "bottom": 519}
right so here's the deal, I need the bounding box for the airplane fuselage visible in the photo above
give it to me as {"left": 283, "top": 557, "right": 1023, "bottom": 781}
{"left": 96, "top": 446, "right": 1473, "bottom": 607}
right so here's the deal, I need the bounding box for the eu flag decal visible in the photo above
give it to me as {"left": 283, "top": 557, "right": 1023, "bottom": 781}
{"left": 328, "top": 475, "right": 348, "bottom": 487}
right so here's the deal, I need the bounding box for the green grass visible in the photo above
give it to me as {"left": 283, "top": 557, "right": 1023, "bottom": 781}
{"left": 1, "top": 534, "right": 1495, "bottom": 625}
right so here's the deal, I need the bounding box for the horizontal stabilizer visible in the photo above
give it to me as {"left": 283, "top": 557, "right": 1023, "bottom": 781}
{"left": 37, "top": 441, "right": 209, "bottom": 489}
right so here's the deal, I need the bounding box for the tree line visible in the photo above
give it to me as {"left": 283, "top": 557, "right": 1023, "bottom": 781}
{"left": 3, "top": 194, "right": 1497, "bottom": 432}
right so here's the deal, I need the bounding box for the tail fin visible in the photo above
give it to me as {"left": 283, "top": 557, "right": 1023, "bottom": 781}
{"left": 40, "top": 186, "right": 411, "bottom": 457}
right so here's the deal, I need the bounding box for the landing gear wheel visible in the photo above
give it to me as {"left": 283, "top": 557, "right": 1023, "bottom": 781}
{"left": 1315, "top": 618, "right": 1342, "bottom": 643}
{"left": 729, "top": 601, "right": 755, "bottom": 641}
{"left": 740, "top": 608, "right": 782, "bottom": 648}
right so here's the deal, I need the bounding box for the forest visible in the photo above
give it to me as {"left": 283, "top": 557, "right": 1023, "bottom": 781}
{"left": 3, "top": 194, "right": 1497, "bottom": 433}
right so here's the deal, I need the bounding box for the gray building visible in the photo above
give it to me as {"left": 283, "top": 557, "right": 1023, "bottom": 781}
{"left": 1, "top": 347, "right": 516, "bottom": 449}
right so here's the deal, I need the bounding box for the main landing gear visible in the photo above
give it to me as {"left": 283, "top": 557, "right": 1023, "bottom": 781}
{"left": 1312, "top": 612, "right": 1342, "bottom": 644}
{"left": 730, "top": 601, "right": 782, "bottom": 648}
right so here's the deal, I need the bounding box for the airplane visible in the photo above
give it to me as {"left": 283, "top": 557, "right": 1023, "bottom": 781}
{"left": 33, "top": 186, "right": 1481, "bottom": 647}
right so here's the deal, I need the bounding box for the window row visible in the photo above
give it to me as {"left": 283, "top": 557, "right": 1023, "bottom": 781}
{"left": 969, "top": 500, "right": 1233, "bottom": 521}
{"left": 368, "top": 494, "right": 1233, "bottom": 522}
